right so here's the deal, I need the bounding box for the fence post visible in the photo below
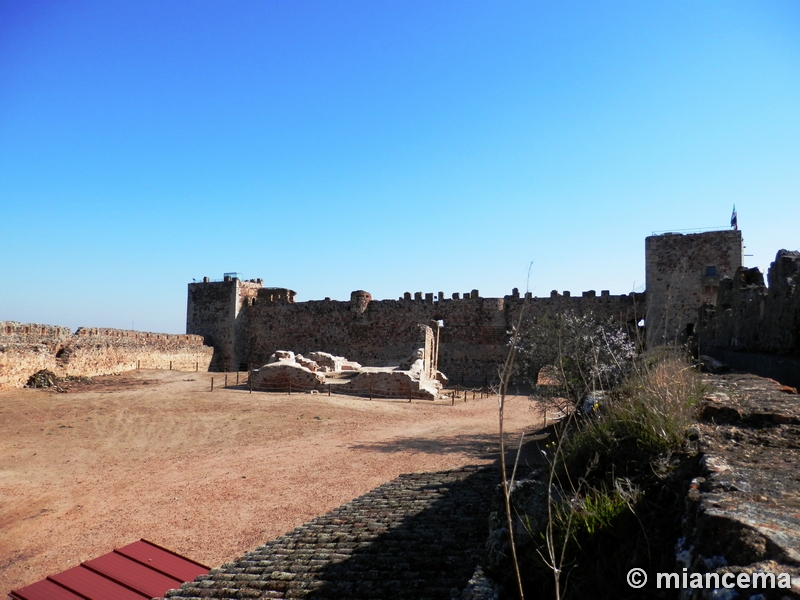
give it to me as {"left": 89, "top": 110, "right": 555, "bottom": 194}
{"left": 369, "top": 386, "right": 372, "bottom": 401}
{"left": 328, "top": 384, "right": 331, "bottom": 397}
{"left": 288, "top": 382, "right": 292, "bottom": 395}
{"left": 451, "top": 393, "right": 454, "bottom": 406}
{"left": 249, "top": 374, "right": 253, "bottom": 394}
{"left": 137, "top": 360, "right": 140, "bottom": 370}
{"left": 236, "top": 371, "right": 239, "bottom": 386}
{"left": 195, "top": 362, "right": 198, "bottom": 372}
{"left": 224, "top": 374, "right": 228, "bottom": 388}
{"left": 211, "top": 377, "right": 214, "bottom": 392}
{"left": 169, "top": 361, "right": 172, "bottom": 370}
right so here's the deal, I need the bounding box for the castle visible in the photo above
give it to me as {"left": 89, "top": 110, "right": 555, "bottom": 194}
{"left": 3, "top": 228, "right": 796, "bottom": 391}
{"left": 186, "top": 229, "right": 747, "bottom": 383}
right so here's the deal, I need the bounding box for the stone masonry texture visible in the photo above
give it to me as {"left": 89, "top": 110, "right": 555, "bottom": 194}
{"left": 163, "top": 467, "right": 499, "bottom": 600}
{"left": 696, "top": 249, "right": 800, "bottom": 387}
{"left": 187, "top": 277, "right": 645, "bottom": 383}
{"left": 645, "top": 230, "right": 743, "bottom": 348}
{"left": 0, "top": 322, "right": 213, "bottom": 389}
{"left": 679, "top": 373, "right": 800, "bottom": 598}
{"left": 698, "top": 250, "right": 800, "bottom": 355}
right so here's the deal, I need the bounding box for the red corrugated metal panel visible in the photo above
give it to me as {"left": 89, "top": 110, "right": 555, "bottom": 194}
{"left": 49, "top": 566, "right": 147, "bottom": 599}
{"left": 83, "top": 552, "right": 184, "bottom": 598}
{"left": 8, "top": 539, "right": 210, "bottom": 600}
{"left": 115, "top": 539, "right": 209, "bottom": 583}
{"left": 8, "top": 578, "right": 84, "bottom": 600}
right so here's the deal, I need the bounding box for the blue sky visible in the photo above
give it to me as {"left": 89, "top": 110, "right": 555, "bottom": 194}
{"left": 1, "top": 1, "right": 799, "bottom": 333}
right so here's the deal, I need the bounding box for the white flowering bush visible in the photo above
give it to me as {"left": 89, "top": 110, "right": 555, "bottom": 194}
{"left": 514, "top": 310, "right": 637, "bottom": 405}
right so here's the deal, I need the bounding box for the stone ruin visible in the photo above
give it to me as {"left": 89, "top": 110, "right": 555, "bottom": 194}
{"left": 250, "top": 348, "right": 444, "bottom": 400}
{"left": 0, "top": 323, "right": 213, "bottom": 390}
{"left": 697, "top": 249, "right": 800, "bottom": 387}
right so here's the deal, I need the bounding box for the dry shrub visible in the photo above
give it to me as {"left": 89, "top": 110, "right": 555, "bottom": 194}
{"left": 560, "top": 352, "right": 702, "bottom": 479}
{"left": 520, "top": 352, "right": 704, "bottom": 599}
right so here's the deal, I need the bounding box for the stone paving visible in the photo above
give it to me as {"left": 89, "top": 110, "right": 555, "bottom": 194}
{"left": 163, "top": 466, "right": 500, "bottom": 600}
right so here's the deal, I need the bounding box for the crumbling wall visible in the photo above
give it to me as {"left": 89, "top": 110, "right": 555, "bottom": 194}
{"left": 0, "top": 322, "right": 212, "bottom": 390}
{"left": 0, "top": 323, "right": 72, "bottom": 389}
{"left": 250, "top": 337, "right": 441, "bottom": 399}
{"left": 64, "top": 328, "right": 213, "bottom": 376}
{"left": 340, "top": 369, "right": 440, "bottom": 400}
{"left": 251, "top": 360, "right": 326, "bottom": 391}
{"left": 698, "top": 250, "right": 800, "bottom": 355}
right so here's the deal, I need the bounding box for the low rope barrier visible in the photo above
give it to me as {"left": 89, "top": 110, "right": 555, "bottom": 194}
{"left": 204, "top": 370, "right": 508, "bottom": 405}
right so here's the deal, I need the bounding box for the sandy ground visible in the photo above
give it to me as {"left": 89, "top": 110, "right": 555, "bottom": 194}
{"left": 0, "top": 369, "right": 543, "bottom": 593}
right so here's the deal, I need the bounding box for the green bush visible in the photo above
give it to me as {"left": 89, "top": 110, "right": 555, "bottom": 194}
{"left": 560, "top": 353, "right": 703, "bottom": 481}
{"left": 519, "top": 352, "right": 704, "bottom": 599}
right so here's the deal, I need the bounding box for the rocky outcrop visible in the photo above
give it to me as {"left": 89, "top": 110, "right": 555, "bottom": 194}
{"left": 678, "top": 373, "right": 800, "bottom": 598}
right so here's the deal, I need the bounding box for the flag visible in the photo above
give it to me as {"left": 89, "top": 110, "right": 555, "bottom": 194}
{"left": 730, "top": 205, "right": 738, "bottom": 230}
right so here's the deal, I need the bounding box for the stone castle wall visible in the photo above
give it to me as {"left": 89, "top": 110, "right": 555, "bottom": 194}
{"left": 698, "top": 250, "right": 800, "bottom": 354}
{"left": 0, "top": 322, "right": 213, "bottom": 390}
{"left": 645, "top": 230, "right": 742, "bottom": 347}
{"left": 187, "top": 277, "right": 644, "bottom": 383}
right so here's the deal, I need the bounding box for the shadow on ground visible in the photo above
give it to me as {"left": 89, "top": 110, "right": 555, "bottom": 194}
{"left": 350, "top": 433, "right": 503, "bottom": 459}
{"left": 302, "top": 467, "right": 500, "bottom": 600}
{"left": 350, "top": 430, "right": 550, "bottom": 468}
{"left": 165, "top": 466, "right": 507, "bottom": 600}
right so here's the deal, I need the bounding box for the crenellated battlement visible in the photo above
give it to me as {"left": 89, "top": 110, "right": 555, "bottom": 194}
{"left": 1, "top": 322, "right": 72, "bottom": 346}
{"left": 182, "top": 229, "right": 757, "bottom": 380}
{"left": 186, "top": 274, "right": 645, "bottom": 381}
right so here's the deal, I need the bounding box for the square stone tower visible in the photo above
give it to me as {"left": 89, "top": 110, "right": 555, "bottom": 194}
{"left": 645, "top": 230, "right": 742, "bottom": 348}
{"left": 186, "top": 274, "right": 263, "bottom": 371}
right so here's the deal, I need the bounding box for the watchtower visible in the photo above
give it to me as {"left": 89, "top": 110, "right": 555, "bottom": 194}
{"left": 186, "top": 274, "right": 265, "bottom": 371}
{"left": 645, "top": 230, "right": 743, "bottom": 347}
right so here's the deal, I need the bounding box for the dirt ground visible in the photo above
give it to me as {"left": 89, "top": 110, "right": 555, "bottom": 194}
{"left": 0, "top": 369, "right": 544, "bottom": 593}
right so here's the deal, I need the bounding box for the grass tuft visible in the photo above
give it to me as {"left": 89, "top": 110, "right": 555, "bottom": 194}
{"left": 516, "top": 351, "right": 705, "bottom": 599}
{"left": 560, "top": 353, "right": 703, "bottom": 480}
